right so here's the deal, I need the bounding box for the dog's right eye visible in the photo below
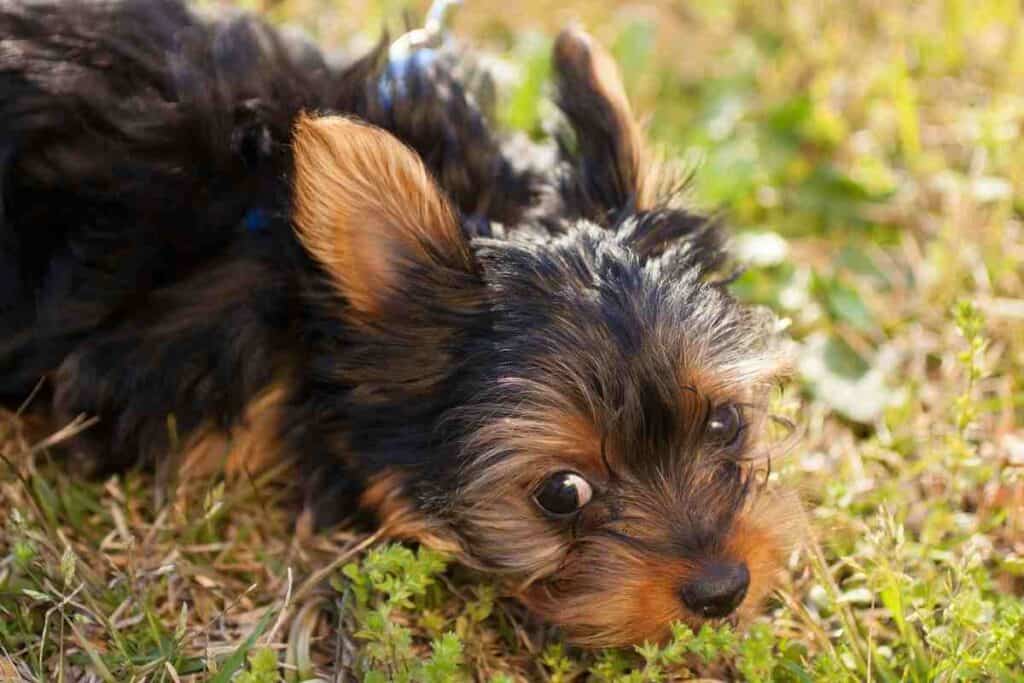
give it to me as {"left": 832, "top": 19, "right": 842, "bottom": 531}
{"left": 534, "top": 471, "right": 593, "bottom": 517}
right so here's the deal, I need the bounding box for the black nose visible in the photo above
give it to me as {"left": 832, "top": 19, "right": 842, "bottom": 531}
{"left": 680, "top": 562, "right": 750, "bottom": 618}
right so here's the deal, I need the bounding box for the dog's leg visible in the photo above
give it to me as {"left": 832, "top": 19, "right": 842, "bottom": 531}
{"left": 48, "top": 257, "right": 291, "bottom": 471}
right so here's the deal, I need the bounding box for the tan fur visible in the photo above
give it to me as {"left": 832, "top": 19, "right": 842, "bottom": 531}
{"left": 461, "top": 405, "right": 605, "bottom": 492}
{"left": 449, "top": 347, "right": 797, "bottom": 645}
{"left": 682, "top": 349, "right": 793, "bottom": 404}
{"left": 554, "top": 27, "right": 660, "bottom": 208}
{"left": 358, "top": 470, "right": 461, "bottom": 554}
{"left": 726, "top": 497, "right": 798, "bottom": 624}
{"left": 522, "top": 542, "right": 697, "bottom": 646}
{"left": 291, "top": 114, "right": 473, "bottom": 316}
{"left": 451, "top": 402, "right": 606, "bottom": 580}
{"left": 519, "top": 490, "right": 800, "bottom": 647}
{"left": 180, "top": 384, "right": 287, "bottom": 479}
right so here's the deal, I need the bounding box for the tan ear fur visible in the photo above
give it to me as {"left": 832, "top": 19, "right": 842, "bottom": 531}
{"left": 291, "top": 114, "right": 473, "bottom": 315}
{"left": 553, "top": 27, "right": 658, "bottom": 208}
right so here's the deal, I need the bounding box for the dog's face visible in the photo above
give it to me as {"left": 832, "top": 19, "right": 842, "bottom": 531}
{"left": 291, "top": 29, "right": 795, "bottom": 646}
{"left": 450, "top": 225, "right": 794, "bottom": 645}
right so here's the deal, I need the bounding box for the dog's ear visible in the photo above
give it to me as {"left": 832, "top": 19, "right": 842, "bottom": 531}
{"left": 292, "top": 114, "right": 477, "bottom": 316}
{"left": 553, "top": 27, "right": 658, "bottom": 216}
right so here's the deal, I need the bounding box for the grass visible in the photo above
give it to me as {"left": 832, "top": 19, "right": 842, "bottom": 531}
{"left": 2, "top": 0, "right": 1024, "bottom": 679}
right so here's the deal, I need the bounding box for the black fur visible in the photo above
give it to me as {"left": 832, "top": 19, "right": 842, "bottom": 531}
{"left": 0, "top": 0, "right": 542, "bottom": 441}
{"left": 0, "top": 0, "right": 780, "bottom": 645}
{"left": 0, "top": 0, "right": 735, "bottom": 507}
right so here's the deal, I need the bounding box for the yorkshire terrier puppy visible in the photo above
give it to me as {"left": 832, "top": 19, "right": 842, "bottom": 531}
{"left": 0, "top": 0, "right": 795, "bottom": 645}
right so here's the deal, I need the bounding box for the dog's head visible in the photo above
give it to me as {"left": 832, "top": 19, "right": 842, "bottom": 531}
{"left": 291, "top": 28, "right": 796, "bottom": 646}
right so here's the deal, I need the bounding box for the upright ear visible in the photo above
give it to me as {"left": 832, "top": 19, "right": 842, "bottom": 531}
{"left": 553, "top": 27, "right": 658, "bottom": 216}
{"left": 292, "top": 114, "right": 477, "bottom": 316}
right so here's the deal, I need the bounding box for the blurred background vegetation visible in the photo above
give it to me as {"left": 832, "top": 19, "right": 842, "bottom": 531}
{"left": 2, "top": 0, "right": 1024, "bottom": 680}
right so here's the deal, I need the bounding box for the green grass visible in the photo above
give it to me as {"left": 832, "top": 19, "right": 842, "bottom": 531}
{"left": 3, "top": 0, "right": 1024, "bottom": 679}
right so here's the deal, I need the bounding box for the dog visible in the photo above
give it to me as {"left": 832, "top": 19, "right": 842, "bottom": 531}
{"left": 0, "top": 0, "right": 795, "bottom": 646}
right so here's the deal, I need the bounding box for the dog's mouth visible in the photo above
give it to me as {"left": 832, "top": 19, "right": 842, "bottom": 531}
{"left": 497, "top": 490, "right": 804, "bottom": 647}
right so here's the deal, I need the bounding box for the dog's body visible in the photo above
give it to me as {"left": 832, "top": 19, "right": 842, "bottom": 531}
{"left": 0, "top": 0, "right": 542, "bottom": 482}
{"left": 0, "top": 0, "right": 793, "bottom": 645}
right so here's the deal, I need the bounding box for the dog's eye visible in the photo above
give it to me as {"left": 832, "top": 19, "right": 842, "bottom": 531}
{"left": 706, "top": 404, "right": 744, "bottom": 447}
{"left": 534, "top": 472, "right": 593, "bottom": 516}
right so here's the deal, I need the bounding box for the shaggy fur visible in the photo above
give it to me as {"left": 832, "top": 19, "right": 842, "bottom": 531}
{"left": 0, "top": 0, "right": 795, "bottom": 646}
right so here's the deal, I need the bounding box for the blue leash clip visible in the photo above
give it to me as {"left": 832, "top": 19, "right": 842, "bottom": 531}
{"left": 378, "top": 0, "right": 462, "bottom": 112}
{"left": 245, "top": 1, "right": 463, "bottom": 234}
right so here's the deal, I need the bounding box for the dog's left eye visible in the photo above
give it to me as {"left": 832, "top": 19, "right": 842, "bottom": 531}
{"left": 705, "top": 404, "right": 744, "bottom": 447}
{"left": 534, "top": 472, "right": 593, "bottom": 517}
